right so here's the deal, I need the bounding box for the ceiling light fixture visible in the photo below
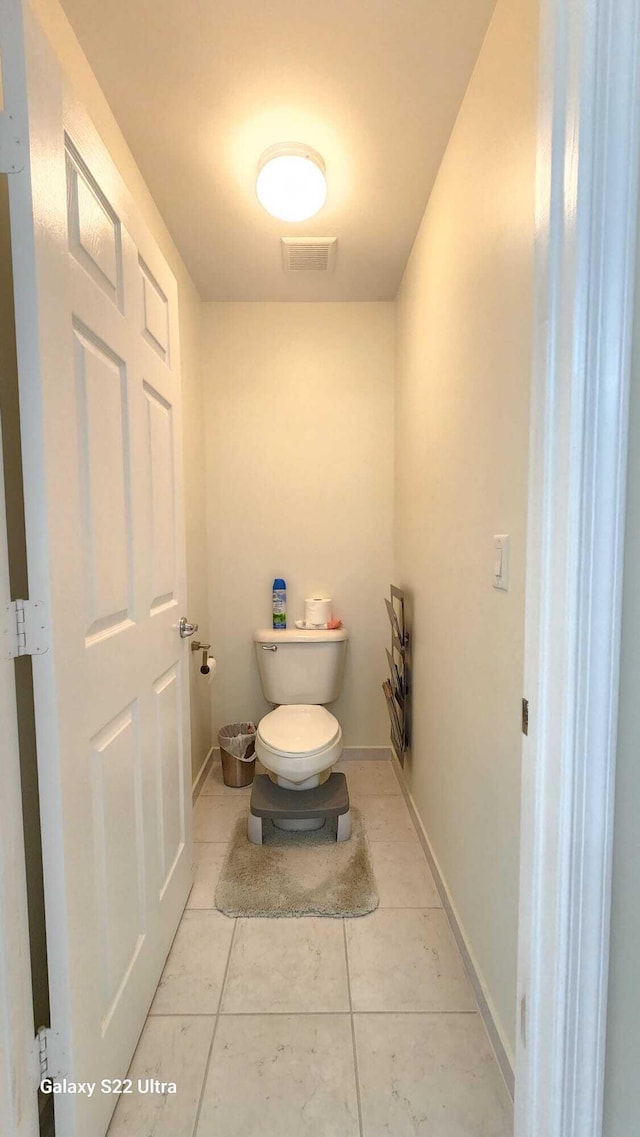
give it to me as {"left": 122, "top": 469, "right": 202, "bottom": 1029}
{"left": 256, "top": 143, "right": 327, "bottom": 223}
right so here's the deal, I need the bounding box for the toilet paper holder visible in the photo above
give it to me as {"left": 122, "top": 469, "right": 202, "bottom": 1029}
{"left": 191, "top": 640, "right": 211, "bottom": 673}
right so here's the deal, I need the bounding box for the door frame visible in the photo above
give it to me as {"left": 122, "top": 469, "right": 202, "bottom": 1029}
{"left": 515, "top": 1, "right": 640, "bottom": 1135}
{"left": 1, "top": 6, "right": 39, "bottom": 1129}
{"left": 0, "top": 416, "right": 39, "bottom": 1137}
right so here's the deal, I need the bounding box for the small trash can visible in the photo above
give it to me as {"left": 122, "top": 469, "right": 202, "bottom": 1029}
{"left": 218, "top": 722, "right": 257, "bottom": 788}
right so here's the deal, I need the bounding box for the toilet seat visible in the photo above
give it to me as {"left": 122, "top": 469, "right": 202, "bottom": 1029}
{"left": 256, "top": 704, "right": 343, "bottom": 786}
{"left": 257, "top": 704, "right": 340, "bottom": 758}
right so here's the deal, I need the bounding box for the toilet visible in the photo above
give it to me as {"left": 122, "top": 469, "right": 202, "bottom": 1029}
{"left": 253, "top": 627, "right": 348, "bottom": 792}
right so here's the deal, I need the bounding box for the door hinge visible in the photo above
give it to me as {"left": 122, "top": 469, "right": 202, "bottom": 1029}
{"left": 522, "top": 697, "right": 529, "bottom": 736}
{"left": 31, "top": 1025, "right": 64, "bottom": 1089}
{"left": 37, "top": 1026, "right": 49, "bottom": 1080}
{"left": 0, "top": 111, "right": 25, "bottom": 174}
{"left": 30, "top": 1025, "right": 52, "bottom": 1090}
{"left": 4, "top": 599, "right": 48, "bottom": 659}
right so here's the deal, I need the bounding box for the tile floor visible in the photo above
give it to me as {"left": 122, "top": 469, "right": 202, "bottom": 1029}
{"left": 107, "top": 758, "right": 513, "bottom": 1136}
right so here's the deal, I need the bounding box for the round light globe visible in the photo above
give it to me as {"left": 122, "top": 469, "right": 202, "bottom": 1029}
{"left": 256, "top": 144, "right": 327, "bottom": 222}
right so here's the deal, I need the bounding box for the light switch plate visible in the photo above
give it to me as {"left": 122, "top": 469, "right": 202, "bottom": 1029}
{"left": 493, "top": 534, "right": 510, "bottom": 591}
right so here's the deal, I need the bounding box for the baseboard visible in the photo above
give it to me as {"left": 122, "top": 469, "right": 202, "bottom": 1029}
{"left": 341, "top": 747, "right": 393, "bottom": 761}
{"left": 192, "top": 745, "right": 215, "bottom": 802}
{"left": 390, "top": 751, "right": 515, "bottom": 1100}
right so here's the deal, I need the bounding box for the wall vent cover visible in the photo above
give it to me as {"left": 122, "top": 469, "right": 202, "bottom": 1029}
{"left": 281, "top": 237, "right": 337, "bottom": 272}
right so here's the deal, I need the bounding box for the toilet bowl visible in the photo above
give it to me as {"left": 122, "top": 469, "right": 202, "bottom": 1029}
{"left": 255, "top": 704, "right": 343, "bottom": 788}
{"left": 253, "top": 627, "right": 348, "bottom": 808}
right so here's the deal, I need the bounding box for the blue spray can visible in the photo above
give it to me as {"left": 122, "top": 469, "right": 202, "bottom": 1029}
{"left": 272, "top": 578, "right": 286, "bottom": 629}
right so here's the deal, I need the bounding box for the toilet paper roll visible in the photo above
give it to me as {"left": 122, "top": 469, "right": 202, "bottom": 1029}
{"left": 304, "top": 597, "right": 332, "bottom": 627}
{"left": 201, "top": 656, "right": 217, "bottom": 677}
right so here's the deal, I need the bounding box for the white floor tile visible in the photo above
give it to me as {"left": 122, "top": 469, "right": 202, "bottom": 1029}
{"left": 186, "top": 843, "right": 227, "bottom": 909}
{"left": 107, "top": 1015, "right": 215, "bottom": 1137}
{"left": 341, "top": 760, "right": 400, "bottom": 796}
{"left": 354, "top": 794, "right": 416, "bottom": 841}
{"left": 370, "top": 841, "right": 441, "bottom": 908}
{"left": 346, "top": 908, "right": 476, "bottom": 1012}
{"left": 150, "top": 910, "right": 234, "bottom": 1014}
{"left": 193, "top": 796, "right": 247, "bottom": 842}
{"left": 124, "top": 755, "right": 506, "bottom": 1137}
{"left": 220, "top": 917, "right": 350, "bottom": 1014}
{"left": 196, "top": 1014, "right": 360, "bottom": 1137}
{"left": 354, "top": 1012, "right": 513, "bottom": 1136}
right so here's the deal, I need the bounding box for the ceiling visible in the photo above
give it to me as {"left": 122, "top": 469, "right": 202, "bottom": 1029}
{"left": 59, "top": 0, "right": 496, "bottom": 301}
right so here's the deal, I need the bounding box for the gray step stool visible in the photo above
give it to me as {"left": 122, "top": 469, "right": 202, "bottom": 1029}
{"left": 248, "top": 773, "right": 351, "bottom": 845}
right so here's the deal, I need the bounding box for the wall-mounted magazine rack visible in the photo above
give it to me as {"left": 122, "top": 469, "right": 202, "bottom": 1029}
{"left": 382, "top": 585, "right": 410, "bottom": 765}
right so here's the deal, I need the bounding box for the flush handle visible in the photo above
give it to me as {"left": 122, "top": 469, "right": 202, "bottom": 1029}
{"left": 261, "top": 644, "right": 278, "bottom": 651}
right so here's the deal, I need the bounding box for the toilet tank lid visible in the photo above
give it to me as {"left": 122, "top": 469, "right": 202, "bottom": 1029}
{"left": 254, "top": 627, "right": 348, "bottom": 643}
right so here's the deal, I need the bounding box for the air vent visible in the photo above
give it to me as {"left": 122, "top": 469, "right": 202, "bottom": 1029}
{"left": 281, "top": 237, "right": 337, "bottom": 272}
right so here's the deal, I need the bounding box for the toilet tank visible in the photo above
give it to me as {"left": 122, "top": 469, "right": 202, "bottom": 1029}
{"left": 254, "top": 628, "right": 348, "bottom": 705}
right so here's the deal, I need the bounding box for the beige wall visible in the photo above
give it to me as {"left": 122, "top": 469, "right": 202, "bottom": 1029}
{"left": 602, "top": 240, "right": 640, "bottom": 1135}
{"left": 30, "top": 0, "right": 210, "bottom": 780}
{"left": 202, "top": 302, "right": 394, "bottom": 745}
{"left": 394, "top": 0, "right": 537, "bottom": 1060}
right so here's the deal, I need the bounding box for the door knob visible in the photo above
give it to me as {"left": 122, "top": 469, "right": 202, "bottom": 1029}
{"left": 179, "top": 617, "right": 198, "bottom": 638}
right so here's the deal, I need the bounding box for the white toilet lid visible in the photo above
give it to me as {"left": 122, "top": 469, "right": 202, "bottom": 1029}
{"left": 258, "top": 705, "right": 340, "bottom": 758}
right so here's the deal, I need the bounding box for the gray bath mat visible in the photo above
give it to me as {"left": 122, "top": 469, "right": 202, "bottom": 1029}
{"left": 215, "top": 807, "right": 378, "bottom": 918}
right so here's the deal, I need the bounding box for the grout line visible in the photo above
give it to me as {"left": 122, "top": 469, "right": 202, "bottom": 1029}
{"left": 218, "top": 1008, "right": 480, "bottom": 1017}
{"left": 216, "top": 917, "right": 239, "bottom": 1016}
{"left": 148, "top": 1008, "right": 480, "bottom": 1018}
{"left": 190, "top": 917, "right": 238, "bottom": 1137}
{"left": 189, "top": 905, "right": 444, "bottom": 914}
{"left": 358, "top": 904, "right": 443, "bottom": 910}
{"left": 342, "top": 920, "right": 364, "bottom": 1137}
{"left": 190, "top": 840, "right": 230, "bottom": 845}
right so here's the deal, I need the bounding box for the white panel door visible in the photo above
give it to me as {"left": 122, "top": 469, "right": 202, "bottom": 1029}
{"left": 1, "top": 5, "right": 193, "bottom": 1135}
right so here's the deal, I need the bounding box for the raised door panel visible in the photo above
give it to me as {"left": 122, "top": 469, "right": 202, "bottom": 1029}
{"left": 143, "top": 382, "right": 176, "bottom": 614}
{"left": 74, "top": 325, "right": 133, "bottom": 644}
{"left": 66, "top": 138, "right": 122, "bottom": 309}
{"left": 90, "top": 706, "right": 146, "bottom": 1033}
{"left": 140, "top": 257, "right": 169, "bottom": 362}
